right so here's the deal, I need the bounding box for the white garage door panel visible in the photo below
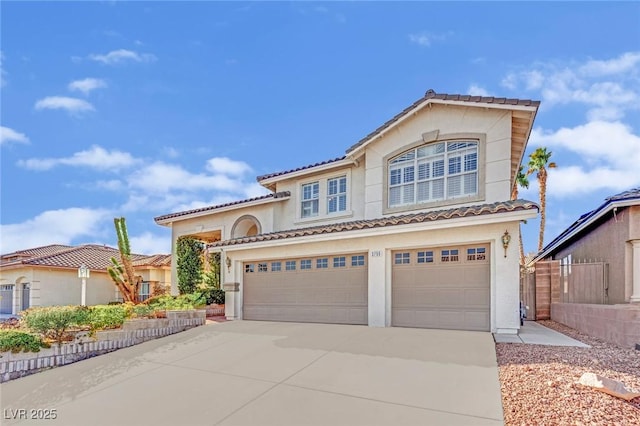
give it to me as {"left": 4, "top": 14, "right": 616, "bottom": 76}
{"left": 244, "top": 254, "right": 367, "bottom": 325}
{"left": 392, "top": 245, "right": 490, "bottom": 331}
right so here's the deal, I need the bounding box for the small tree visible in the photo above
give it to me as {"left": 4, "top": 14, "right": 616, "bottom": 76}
{"left": 203, "top": 252, "right": 221, "bottom": 290}
{"left": 107, "top": 217, "right": 142, "bottom": 303}
{"left": 176, "top": 236, "right": 204, "bottom": 294}
{"left": 527, "top": 147, "right": 557, "bottom": 252}
{"left": 511, "top": 165, "right": 530, "bottom": 266}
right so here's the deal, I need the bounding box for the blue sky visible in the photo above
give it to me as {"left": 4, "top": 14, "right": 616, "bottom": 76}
{"left": 1, "top": 1, "right": 639, "bottom": 256}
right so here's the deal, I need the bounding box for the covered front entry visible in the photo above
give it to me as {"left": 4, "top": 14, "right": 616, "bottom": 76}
{"left": 1, "top": 284, "right": 14, "bottom": 315}
{"left": 243, "top": 253, "right": 368, "bottom": 325}
{"left": 392, "top": 244, "right": 491, "bottom": 331}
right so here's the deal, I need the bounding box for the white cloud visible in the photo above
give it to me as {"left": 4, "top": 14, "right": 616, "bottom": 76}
{"left": 68, "top": 78, "right": 107, "bottom": 95}
{"left": 580, "top": 52, "right": 640, "bottom": 77}
{"left": 1, "top": 126, "right": 30, "bottom": 146}
{"left": 18, "top": 145, "right": 140, "bottom": 171}
{"left": 0, "top": 208, "right": 111, "bottom": 254}
{"left": 34, "top": 96, "right": 95, "bottom": 114}
{"left": 94, "top": 179, "right": 124, "bottom": 191}
{"left": 88, "top": 49, "right": 157, "bottom": 65}
{"left": 127, "top": 162, "right": 243, "bottom": 194}
{"left": 529, "top": 121, "right": 640, "bottom": 197}
{"left": 467, "top": 84, "right": 490, "bottom": 96}
{"left": 408, "top": 31, "right": 450, "bottom": 47}
{"left": 129, "top": 232, "right": 171, "bottom": 255}
{"left": 500, "top": 51, "right": 640, "bottom": 120}
{"left": 206, "top": 157, "right": 252, "bottom": 176}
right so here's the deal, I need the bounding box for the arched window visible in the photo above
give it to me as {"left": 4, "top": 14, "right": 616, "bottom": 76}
{"left": 388, "top": 140, "right": 478, "bottom": 208}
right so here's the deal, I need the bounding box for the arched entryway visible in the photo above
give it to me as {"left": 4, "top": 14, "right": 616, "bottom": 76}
{"left": 231, "top": 215, "right": 262, "bottom": 239}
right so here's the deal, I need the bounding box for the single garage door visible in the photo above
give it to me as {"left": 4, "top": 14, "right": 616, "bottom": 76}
{"left": 243, "top": 253, "right": 368, "bottom": 325}
{"left": 0, "top": 284, "right": 14, "bottom": 315}
{"left": 392, "top": 244, "right": 490, "bottom": 331}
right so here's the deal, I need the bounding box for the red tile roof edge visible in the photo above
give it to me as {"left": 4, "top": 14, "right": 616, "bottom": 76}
{"left": 210, "top": 199, "right": 539, "bottom": 248}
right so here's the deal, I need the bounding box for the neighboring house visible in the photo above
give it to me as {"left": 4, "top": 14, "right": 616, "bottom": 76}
{"left": 0, "top": 244, "right": 171, "bottom": 315}
{"left": 155, "top": 89, "right": 540, "bottom": 334}
{"left": 533, "top": 187, "right": 640, "bottom": 305}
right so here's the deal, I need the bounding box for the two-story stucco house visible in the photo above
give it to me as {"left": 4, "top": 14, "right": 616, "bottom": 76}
{"left": 155, "top": 90, "right": 540, "bottom": 334}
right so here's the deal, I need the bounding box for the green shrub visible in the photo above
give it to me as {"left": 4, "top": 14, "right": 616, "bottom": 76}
{"left": 22, "top": 306, "right": 91, "bottom": 345}
{"left": 202, "top": 288, "right": 225, "bottom": 305}
{"left": 131, "top": 304, "right": 154, "bottom": 318}
{"left": 0, "top": 330, "right": 49, "bottom": 353}
{"left": 87, "top": 305, "right": 128, "bottom": 331}
{"left": 146, "top": 294, "right": 199, "bottom": 311}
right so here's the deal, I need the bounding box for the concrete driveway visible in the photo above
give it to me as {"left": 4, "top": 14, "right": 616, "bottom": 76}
{"left": 1, "top": 321, "right": 504, "bottom": 426}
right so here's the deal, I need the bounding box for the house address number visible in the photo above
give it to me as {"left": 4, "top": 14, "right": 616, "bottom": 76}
{"left": 371, "top": 250, "right": 382, "bottom": 257}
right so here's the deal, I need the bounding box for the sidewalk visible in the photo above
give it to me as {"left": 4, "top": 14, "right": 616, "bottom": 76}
{"left": 494, "top": 321, "right": 590, "bottom": 347}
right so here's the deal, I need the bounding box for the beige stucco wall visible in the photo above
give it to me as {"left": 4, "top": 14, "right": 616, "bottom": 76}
{"left": 272, "top": 164, "right": 366, "bottom": 230}
{"left": 362, "top": 104, "right": 512, "bottom": 219}
{"left": 219, "top": 215, "right": 530, "bottom": 334}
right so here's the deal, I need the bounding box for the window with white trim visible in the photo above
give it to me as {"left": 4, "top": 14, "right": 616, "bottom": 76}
{"left": 327, "top": 176, "right": 347, "bottom": 214}
{"left": 333, "top": 256, "right": 346, "bottom": 268}
{"left": 139, "top": 282, "right": 151, "bottom": 302}
{"left": 351, "top": 255, "right": 365, "bottom": 266}
{"left": 271, "top": 261, "right": 281, "bottom": 272}
{"left": 394, "top": 252, "right": 410, "bottom": 265}
{"left": 301, "top": 182, "right": 319, "bottom": 218}
{"left": 316, "top": 258, "right": 328, "bottom": 269}
{"left": 300, "top": 259, "right": 312, "bottom": 270}
{"left": 258, "top": 263, "right": 268, "bottom": 272}
{"left": 285, "top": 260, "right": 296, "bottom": 271}
{"left": 417, "top": 251, "right": 434, "bottom": 263}
{"left": 245, "top": 264, "right": 255, "bottom": 273}
{"left": 389, "top": 141, "right": 478, "bottom": 208}
{"left": 441, "top": 249, "right": 459, "bottom": 262}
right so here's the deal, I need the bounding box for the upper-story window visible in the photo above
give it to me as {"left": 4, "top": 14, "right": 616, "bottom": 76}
{"left": 327, "top": 176, "right": 347, "bottom": 213}
{"left": 388, "top": 141, "right": 478, "bottom": 208}
{"left": 301, "top": 182, "right": 320, "bottom": 218}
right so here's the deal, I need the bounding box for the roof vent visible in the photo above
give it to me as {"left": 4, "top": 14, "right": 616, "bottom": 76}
{"left": 425, "top": 89, "right": 436, "bottom": 97}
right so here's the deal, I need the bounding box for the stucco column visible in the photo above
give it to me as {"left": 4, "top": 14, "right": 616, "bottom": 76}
{"left": 368, "top": 248, "right": 387, "bottom": 327}
{"left": 494, "top": 223, "right": 520, "bottom": 334}
{"left": 630, "top": 240, "right": 640, "bottom": 303}
{"left": 223, "top": 254, "right": 240, "bottom": 320}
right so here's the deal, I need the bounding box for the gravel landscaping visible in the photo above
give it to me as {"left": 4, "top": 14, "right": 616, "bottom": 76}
{"left": 497, "top": 320, "right": 640, "bottom": 425}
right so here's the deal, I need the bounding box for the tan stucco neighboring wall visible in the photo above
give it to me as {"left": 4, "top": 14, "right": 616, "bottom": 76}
{"left": 555, "top": 208, "right": 631, "bottom": 304}
{"left": 362, "top": 104, "right": 512, "bottom": 219}
{"left": 0, "top": 267, "right": 118, "bottom": 311}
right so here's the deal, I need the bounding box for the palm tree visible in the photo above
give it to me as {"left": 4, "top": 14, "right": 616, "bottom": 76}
{"left": 511, "top": 165, "right": 529, "bottom": 265}
{"left": 527, "top": 148, "right": 557, "bottom": 252}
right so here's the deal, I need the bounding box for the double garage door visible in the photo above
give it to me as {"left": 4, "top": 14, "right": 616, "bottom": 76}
{"left": 242, "top": 244, "right": 490, "bottom": 331}
{"left": 243, "top": 253, "right": 368, "bottom": 325}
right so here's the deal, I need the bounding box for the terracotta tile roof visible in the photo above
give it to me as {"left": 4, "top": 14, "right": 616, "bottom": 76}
{"left": 1, "top": 244, "right": 72, "bottom": 260}
{"left": 210, "top": 199, "right": 538, "bottom": 248}
{"left": 154, "top": 191, "right": 291, "bottom": 223}
{"left": 133, "top": 254, "right": 172, "bottom": 268}
{"left": 1, "top": 244, "right": 170, "bottom": 271}
{"left": 346, "top": 89, "right": 540, "bottom": 154}
{"left": 256, "top": 157, "right": 347, "bottom": 182}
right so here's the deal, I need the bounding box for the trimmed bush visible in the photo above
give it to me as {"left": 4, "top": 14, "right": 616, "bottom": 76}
{"left": 0, "top": 330, "right": 49, "bottom": 353}
{"left": 202, "top": 288, "right": 225, "bottom": 305}
{"left": 88, "top": 305, "right": 128, "bottom": 331}
{"left": 22, "top": 306, "right": 91, "bottom": 345}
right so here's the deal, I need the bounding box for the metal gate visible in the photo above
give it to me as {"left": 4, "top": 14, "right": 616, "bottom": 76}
{"left": 22, "top": 283, "right": 31, "bottom": 311}
{"left": 0, "top": 284, "right": 14, "bottom": 315}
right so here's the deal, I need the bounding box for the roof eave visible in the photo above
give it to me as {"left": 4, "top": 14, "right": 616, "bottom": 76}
{"left": 257, "top": 158, "right": 358, "bottom": 189}
{"left": 532, "top": 198, "right": 640, "bottom": 263}
{"left": 346, "top": 98, "right": 539, "bottom": 158}
{"left": 155, "top": 194, "right": 290, "bottom": 226}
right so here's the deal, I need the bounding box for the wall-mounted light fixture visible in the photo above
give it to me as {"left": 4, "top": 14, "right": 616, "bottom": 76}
{"left": 225, "top": 256, "right": 232, "bottom": 273}
{"left": 501, "top": 230, "right": 511, "bottom": 258}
